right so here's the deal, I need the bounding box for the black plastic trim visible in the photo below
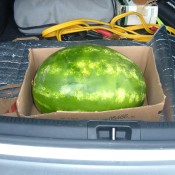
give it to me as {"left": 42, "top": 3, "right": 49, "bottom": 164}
{"left": 1, "top": 116, "right": 175, "bottom": 141}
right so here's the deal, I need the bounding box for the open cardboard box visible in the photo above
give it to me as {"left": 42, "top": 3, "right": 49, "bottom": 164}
{"left": 16, "top": 46, "right": 165, "bottom": 121}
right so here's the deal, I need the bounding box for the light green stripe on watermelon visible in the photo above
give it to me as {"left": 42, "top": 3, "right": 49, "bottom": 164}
{"left": 32, "top": 44, "right": 146, "bottom": 113}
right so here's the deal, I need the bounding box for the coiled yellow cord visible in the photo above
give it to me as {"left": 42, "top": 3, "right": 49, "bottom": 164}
{"left": 42, "top": 11, "right": 175, "bottom": 42}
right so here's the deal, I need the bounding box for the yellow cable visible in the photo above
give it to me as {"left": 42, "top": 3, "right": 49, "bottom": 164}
{"left": 42, "top": 11, "right": 175, "bottom": 42}
{"left": 42, "top": 21, "right": 90, "bottom": 38}
{"left": 110, "top": 11, "right": 154, "bottom": 35}
{"left": 57, "top": 26, "right": 152, "bottom": 41}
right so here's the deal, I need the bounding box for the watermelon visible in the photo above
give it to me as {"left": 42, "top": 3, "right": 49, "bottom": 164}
{"left": 32, "top": 44, "right": 146, "bottom": 113}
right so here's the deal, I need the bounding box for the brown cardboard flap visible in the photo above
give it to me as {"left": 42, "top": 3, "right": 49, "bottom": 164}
{"left": 0, "top": 83, "right": 22, "bottom": 91}
{"left": 13, "top": 37, "right": 39, "bottom": 42}
{"left": 23, "top": 102, "right": 164, "bottom": 121}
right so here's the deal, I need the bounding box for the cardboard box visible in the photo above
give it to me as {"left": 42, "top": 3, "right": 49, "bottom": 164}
{"left": 0, "top": 84, "right": 21, "bottom": 117}
{"left": 17, "top": 46, "right": 165, "bottom": 121}
{"left": 116, "top": 1, "right": 158, "bottom": 25}
{"left": 0, "top": 97, "right": 18, "bottom": 117}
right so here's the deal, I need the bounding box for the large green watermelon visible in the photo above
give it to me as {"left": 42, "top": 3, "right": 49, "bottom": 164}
{"left": 32, "top": 44, "right": 146, "bottom": 113}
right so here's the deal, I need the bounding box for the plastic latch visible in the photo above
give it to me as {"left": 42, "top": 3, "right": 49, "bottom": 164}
{"left": 97, "top": 126, "right": 132, "bottom": 140}
{"left": 87, "top": 121, "right": 141, "bottom": 141}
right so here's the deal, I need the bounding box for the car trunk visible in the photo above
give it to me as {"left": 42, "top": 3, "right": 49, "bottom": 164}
{"left": 0, "top": 0, "right": 175, "bottom": 174}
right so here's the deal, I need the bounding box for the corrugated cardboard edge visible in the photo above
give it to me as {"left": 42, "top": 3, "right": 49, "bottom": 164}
{"left": 16, "top": 49, "right": 34, "bottom": 117}
{"left": 0, "top": 83, "right": 22, "bottom": 91}
{"left": 19, "top": 102, "right": 165, "bottom": 121}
